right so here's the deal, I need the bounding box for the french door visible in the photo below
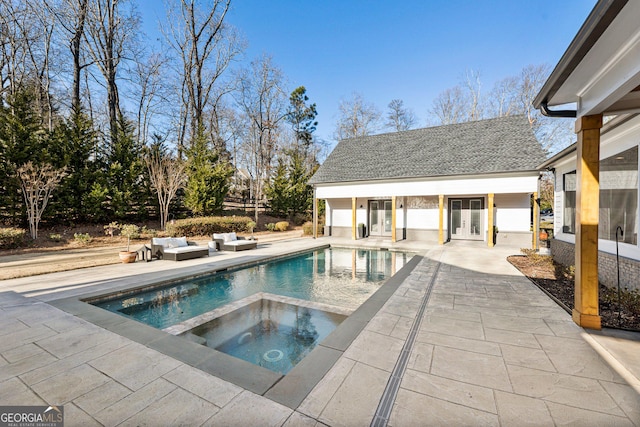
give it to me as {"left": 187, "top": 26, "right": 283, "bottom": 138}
{"left": 369, "top": 200, "right": 392, "bottom": 237}
{"left": 450, "top": 198, "right": 484, "bottom": 240}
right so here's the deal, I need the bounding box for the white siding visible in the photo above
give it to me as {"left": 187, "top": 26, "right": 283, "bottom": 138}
{"left": 550, "top": 115, "right": 640, "bottom": 261}
{"left": 315, "top": 174, "right": 538, "bottom": 199}
{"left": 494, "top": 193, "right": 531, "bottom": 232}
{"left": 406, "top": 208, "right": 440, "bottom": 230}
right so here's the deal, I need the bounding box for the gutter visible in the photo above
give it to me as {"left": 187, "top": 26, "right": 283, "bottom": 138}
{"left": 533, "top": 0, "right": 628, "bottom": 112}
{"left": 540, "top": 101, "right": 577, "bottom": 118}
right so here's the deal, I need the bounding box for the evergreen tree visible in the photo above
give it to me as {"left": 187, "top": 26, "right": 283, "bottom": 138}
{"left": 287, "top": 86, "right": 318, "bottom": 150}
{"left": 265, "top": 149, "right": 316, "bottom": 219}
{"left": 92, "top": 115, "right": 150, "bottom": 220}
{"left": 266, "top": 158, "right": 289, "bottom": 217}
{"left": 0, "top": 87, "right": 51, "bottom": 225}
{"left": 47, "top": 110, "right": 100, "bottom": 223}
{"left": 184, "top": 127, "right": 233, "bottom": 215}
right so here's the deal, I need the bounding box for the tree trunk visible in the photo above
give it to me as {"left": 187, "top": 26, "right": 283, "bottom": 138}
{"left": 71, "top": 0, "right": 88, "bottom": 113}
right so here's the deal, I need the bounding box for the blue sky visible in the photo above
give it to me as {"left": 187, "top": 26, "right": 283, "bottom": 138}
{"left": 139, "top": 1, "right": 595, "bottom": 146}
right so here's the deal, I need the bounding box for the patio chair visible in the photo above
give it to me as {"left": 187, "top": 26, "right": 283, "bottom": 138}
{"left": 212, "top": 232, "right": 257, "bottom": 252}
{"left": 151, "top": 237, "right": 209, "bottom": 261}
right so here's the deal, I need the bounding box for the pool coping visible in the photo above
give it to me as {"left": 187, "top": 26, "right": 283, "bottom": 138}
{"left": 48, "top": 245, "right": 423, "bottom": 410}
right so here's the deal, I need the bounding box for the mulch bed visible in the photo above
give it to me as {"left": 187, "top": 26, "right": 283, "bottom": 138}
{"left": 508, "top": 254, "right": 640, "bottom": 332}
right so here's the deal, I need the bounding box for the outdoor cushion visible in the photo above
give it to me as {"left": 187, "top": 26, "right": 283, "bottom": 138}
{"left": 224, "top": 240, "right": 255, "bottom": 247}
{"left": 151, "top": 237, "right": 188, "bottom": 248}
{"left": 163, "top": 246, "right": 207, "bottom": 254}
{"left": 213, "top": 232, "right": 238, "bottom": 242}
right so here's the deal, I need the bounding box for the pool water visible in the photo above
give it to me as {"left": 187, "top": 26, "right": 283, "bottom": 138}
{"left": 94, "top": 248, "right": 412, "bottom": 329}
{"left": 186, "top": 298, "right": 347, "bottom": 375}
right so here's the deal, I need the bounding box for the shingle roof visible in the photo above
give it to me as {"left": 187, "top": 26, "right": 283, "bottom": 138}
{"left": 309, "top": 115, "right": 547, "bottom": 185}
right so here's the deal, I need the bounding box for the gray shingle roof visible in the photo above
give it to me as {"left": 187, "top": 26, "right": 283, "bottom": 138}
{"left": 309, "top": 115, "right": 547, "bottom": 185}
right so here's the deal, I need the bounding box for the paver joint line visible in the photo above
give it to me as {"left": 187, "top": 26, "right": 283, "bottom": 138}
{"left": 370, "top": 259, "right": 441, "bottom": 427}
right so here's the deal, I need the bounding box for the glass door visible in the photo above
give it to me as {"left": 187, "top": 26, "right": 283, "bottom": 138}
{"left": 369, "top": 200, "right": 392, "bottom": 237}
{"left": 370, "top": 201, "right": 380, "bottom": 235}
{"left": 450, "top": 198, "right": 484, "bottom": 240}
{"left": 383, "top": 200, "right": 392, "bottom": 235}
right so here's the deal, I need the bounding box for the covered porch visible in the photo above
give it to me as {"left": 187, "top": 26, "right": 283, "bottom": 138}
{"left": 533, "top": 0, "right": 640, "bottom": 329}
{"left": 312, "top": 188, "right": 537, "bottom": 249}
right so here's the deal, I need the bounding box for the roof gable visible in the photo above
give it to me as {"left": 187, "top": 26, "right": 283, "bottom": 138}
{"left": 309, "top": 116, "right": 546, "bottom": 185}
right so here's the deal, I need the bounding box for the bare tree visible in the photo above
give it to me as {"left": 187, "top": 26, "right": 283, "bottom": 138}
{"left": 429, "top": 64, "right": 573, "bottom": 154}
{"left": 0, "top": 1, "right": 30, "bottom": 97}
{"left": 235, "top": 54, "right": 287, "bottom": 222}
{"left": 463, "top": 69, "right": 483, "bottom": 122}
{"left": 145, "top": 151, "right": 187, "bottom": 230}
{"left": 386, "top": 99, "right": 417, "bottom": 132}
{"left": 429, "top": 69, "right": 483, "bottom": 126}
{"left": 84, "top": 0, "right": 138, "bottom": 143}
{"left": 47, "top": 0, "right": 90, "bottom": 113}
{"left": 17, "top": 162, "right": 67, "bottom": 239}
{"left": 429, "top": 86, "right": 467, "bottom": 125}
{"left": 163, "top": 0, "right": 242, "bottom": 153}
{"left": 132, "top": 52, "right": 169, "bottom": 145}
{"left": 334, "top": 92, "right": 381, "bottom": 140}
{"left": 487, "top": 75, "right": 519, "bottom": 118}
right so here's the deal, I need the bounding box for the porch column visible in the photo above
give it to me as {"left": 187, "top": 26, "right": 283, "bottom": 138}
{"left": 352, "top": 197, "right": 357, "bottom": 240}
{"left": 487, "top": 193, "right": 494, "bottom": 247}
{"left": 573, "top": 114, "right": 603, "bottom": 330}
{"left": 438, "top": 194, "right": 444, "bottom": 245}
{"left": 391, "top": 196, "right": 397, "bottom": 242}
{"left": 313, "top": 198, "right": 319, "bottom": 239}
{"left": 533, "top": 192, "right": 539, "bottom": 250}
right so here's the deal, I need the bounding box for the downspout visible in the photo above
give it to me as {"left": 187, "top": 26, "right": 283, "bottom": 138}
{"left": 540, "top": 101, "right": 577, "bottom": 118}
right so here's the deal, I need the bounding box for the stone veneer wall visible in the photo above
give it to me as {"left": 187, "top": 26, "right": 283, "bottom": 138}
{"left": 550, "top": 239, "right": 640, "bottom": 292}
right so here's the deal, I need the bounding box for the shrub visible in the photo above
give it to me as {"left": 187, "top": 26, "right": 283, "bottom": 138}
{"left": 602, "top": 286, "right": 640, "bottom": 316}
{"left": 246, "top": 221, "right": 256, "bottom": 233}
{"left": 275, "top": 221, "right": 289, "bottom": 232}
{"left": 73, "top": 233, "right": 92, "bottom": 245}
{"left": 302, "top": 221, "right": 313, "bottom": 236}
{"left": 165, "top": 216, "right": 255, "bottom": 237}
{"left": 104, "top": 221, "right": 119, "bottom": 238}
{"left": 48, "top": 233, "right": 63, "bottom": 242}
{"left": 0, "top": 227, "right": 26, "bottom": 249}
{"left": 292, "top": 213, "right": 310, "bottom": 226}
{"left": 266, "top": 223, "right": 276, "bottom": 232}
{"left": 140, "top": 226, "right": 158, "bottom": 238}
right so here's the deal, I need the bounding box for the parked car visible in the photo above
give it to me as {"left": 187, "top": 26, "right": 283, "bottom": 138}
{"left": 540, "top": 209, "right": 554, "bottom": 222}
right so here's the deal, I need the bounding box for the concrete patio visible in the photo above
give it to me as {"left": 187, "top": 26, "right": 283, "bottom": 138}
{"left": 1, "top": 237, "right": 639, "bottom": 426}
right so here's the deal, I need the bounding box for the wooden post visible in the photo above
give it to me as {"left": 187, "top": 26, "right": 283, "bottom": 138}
{"left": 533, "top": 191, "right": 539, "bottom": 250}
{"left": 438, "top": 195, "right": 444, "bottom": 245}
{"left": 573, "top": 114, "right": 603, "bottom": 330}
{"left": 313, "top": 197, "right": 319, "bottom": 239}
{"left": 391, "top": 196, "right": 397, "bottom": 242}
{"left": 487, "top": 193, "right": 494, "bottom": 247}
{"left": 352, "top": 197, "right": 357, "bottom": 240}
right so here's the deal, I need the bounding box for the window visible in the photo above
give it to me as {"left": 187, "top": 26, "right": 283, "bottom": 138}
{"left": 563, "top": 172, "right": 576, "bottom": 234}
{"left": 599, "top": 146, "right": 638, "bottom": 245}
{"left": 563, "top": 146, "right": 639, "bottom": 245}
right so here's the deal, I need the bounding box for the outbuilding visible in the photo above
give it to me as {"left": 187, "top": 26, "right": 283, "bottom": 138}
{"left": 309, "top": 115, "right": 546, "bottom": 248}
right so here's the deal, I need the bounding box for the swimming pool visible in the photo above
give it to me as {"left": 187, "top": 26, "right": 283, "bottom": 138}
{"left": 93, "top": 247, "right": 413, "bottom": 330}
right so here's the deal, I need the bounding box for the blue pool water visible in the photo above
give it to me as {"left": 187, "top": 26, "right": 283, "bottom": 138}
{"left": 188, "top": 298, "right": 347, "bottom": 375}
{"left": 94, "top": 248, "right": 412, "bottom": 329}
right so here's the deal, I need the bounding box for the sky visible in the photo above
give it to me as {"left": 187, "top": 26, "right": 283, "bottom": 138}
{"left": 138, "top": 0, "right": 596, "bottom": 148}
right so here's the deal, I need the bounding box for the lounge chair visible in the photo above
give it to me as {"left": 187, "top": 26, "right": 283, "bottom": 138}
{"left": 212, "top": 232, "right": 257, "bottom": 251}
{"left": 151, "top": 237, "right": 209, "bottom": 261}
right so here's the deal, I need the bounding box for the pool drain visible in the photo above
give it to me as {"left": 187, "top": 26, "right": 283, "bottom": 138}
{"left": 263, "top": 349, "right": 284, "bottom": 362}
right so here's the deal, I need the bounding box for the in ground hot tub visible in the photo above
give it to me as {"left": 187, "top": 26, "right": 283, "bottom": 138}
{"left": 172, "top": 294, "right": 349, "bottom": 374}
